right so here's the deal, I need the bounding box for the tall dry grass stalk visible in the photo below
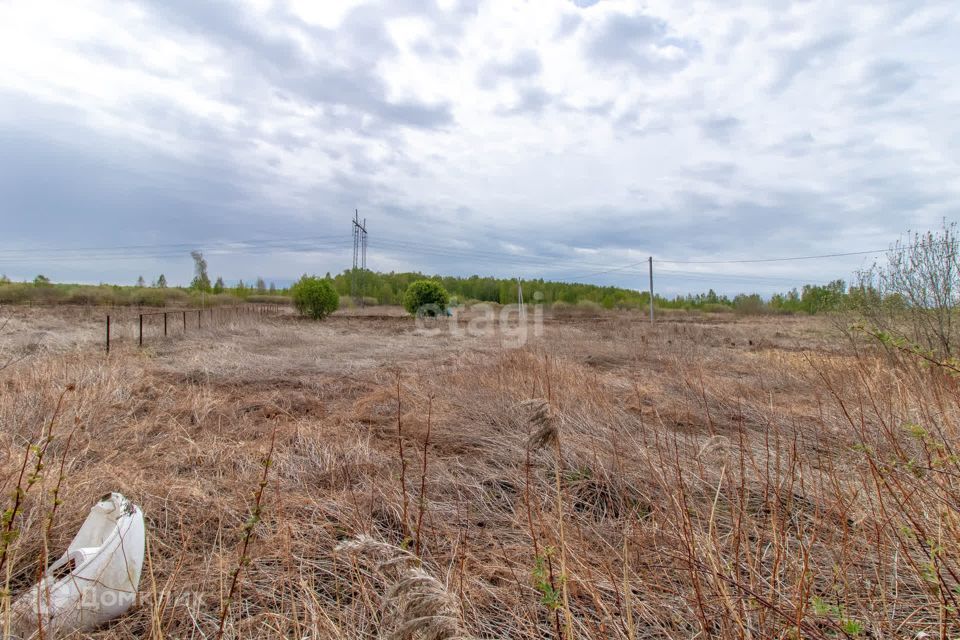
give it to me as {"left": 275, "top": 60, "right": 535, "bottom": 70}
{"left": 524, "top": 398, "right": 573, "bottom": 638}
{"left": 415, "top": 395, "right": 433, "bottom": 558}
{"left": 217, "top": 422, "right": 278, "bottom": 639}
{"left": 396, "top": 372, "right": 410, "bottom": 542}
{"left": 336, "top": 534, "right": 472, "bottom": 640}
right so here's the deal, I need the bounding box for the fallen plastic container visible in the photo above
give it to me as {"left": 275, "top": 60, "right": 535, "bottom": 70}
{"left": 10, "top": 492, "right": 145, "bottom": 638}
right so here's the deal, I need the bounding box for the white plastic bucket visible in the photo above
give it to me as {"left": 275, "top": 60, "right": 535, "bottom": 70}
{"left": 10, "top": 492, "right": 145, "bottom": 637}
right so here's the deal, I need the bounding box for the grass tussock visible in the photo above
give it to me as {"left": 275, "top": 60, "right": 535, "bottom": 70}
{"left": 0, "top": 310, "right": 956, "bottom": 638}
{"left": 336, "top": 535, "right": 471, "bottom": 640}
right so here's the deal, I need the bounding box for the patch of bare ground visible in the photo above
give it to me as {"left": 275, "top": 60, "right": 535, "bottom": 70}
{"left": 0, "top": 306, "right": 956, "bottom": 638}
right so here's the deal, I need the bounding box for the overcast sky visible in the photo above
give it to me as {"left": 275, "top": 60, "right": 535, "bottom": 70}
{"left": 1, "top": 0, "right": 958, "bottom": 294}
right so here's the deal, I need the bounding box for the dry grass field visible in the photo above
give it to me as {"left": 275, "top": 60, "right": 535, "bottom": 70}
{"left": 0, "top": 305, "right": 957, "bottom": 638}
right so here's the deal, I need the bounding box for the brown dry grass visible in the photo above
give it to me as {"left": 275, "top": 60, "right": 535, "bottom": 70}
{"left": 0, "top": 306, "right": 957, "bottom": 638}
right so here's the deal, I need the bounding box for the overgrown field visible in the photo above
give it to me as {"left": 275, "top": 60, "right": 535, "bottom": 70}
{"left": 0, "top": 306, "right": 956, "bottom": 638}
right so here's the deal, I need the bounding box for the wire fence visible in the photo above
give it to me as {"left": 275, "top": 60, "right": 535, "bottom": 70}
{"left": 105, "top": 304, "right": 283, "bottom": 353}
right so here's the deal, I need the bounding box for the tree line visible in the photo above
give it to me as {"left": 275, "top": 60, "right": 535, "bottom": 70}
{"left": 325, "top": 268, "right": 855, "bottom": 314}
{"left": 0, "top": 264, "right": 854, "bottom": 314}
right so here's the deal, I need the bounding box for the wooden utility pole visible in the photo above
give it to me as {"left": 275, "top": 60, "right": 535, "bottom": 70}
{"left": 648, "top": 257, "right": 654, "bottom": 324}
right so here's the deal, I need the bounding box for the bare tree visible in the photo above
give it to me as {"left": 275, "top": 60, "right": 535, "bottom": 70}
{"left": 854, "top": 220, "right": 960, "bottom": 356}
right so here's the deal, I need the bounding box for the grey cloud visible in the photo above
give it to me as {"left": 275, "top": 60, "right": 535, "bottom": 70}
{"left": 130, "top": 96, "right": 258, "bottom": 152}
{"left": 699, "top": 116, "right": 741, "bottom": 143}
{"left": 857, "top": 60, "right": 916, "bottom": 106}
{"left": 478, "top": 50, "right": 543, "bottom": 89}
{"left": 770, "top": 32, "right": 850, "bottom": 94}
{"left": 612, "top": 108, "right": 673, "bottom": 138}
{"left": 1, "top": 128, "right": 256, "bottom": 247}
{"left": 585, "top": 12, "right": 698, "bottom": 73}
{"left": 548, "top": 189, "right": 856, "bottom": 267}
{"left": 682, "top": 162, "right": 738, "bottom": 186}
{"left": 559, "top": 99, "right": 614, "bottom": 117}
{"left": 138, "top": 0, "right": 304, "bottom": 69}
{"left": 0, "top": 93, "right": 383, "bottom": 245}
{"left": 499, "top": 87, "right": 554, "bottom": 116}
{"left": 773, "top": 132, "right": 816, "bottom": 157}
{"left": 723, "top": 18, "right": 750, "bottom": 49}
{"left": 291, "top": 66, "right": 453, "bottom": 129}
{"left": 135, "top": 0, "right": 454, "bottom": 132}
{"left": 853, "top": 172, "right": 950, "bottom": 215}
{"left": 412, "top": 39, "right": 460, "bottom": 60}
{"left": 556, "top": 13, "right": 582, "bottom": 38}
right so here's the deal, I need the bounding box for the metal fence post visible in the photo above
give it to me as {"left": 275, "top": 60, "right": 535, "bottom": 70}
{"left": 183, "top": 310, "right": 187, "bottom": 332}
{"left": 164, "top": 312, "right": 168, "bottom": 337}
{"left": 106, "top": 315, "right": 110, "bottom": 353}
{"left": 139, "top": 314, "right": 143, "bottom": 347}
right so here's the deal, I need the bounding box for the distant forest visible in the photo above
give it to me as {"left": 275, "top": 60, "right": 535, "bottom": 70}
{"left": 0, "top": 269, "right": 848, "bottom": 314}
{"left": 327, "top": 270, "right": 847, "bottom": 314}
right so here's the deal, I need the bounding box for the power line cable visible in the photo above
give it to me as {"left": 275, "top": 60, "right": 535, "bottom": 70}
{"left": 0, "top": 239, "right": 354, "bottom": 264}
{"left": 0, "top": 235, "right": 354, "bottom": 257}
{"left": 656, "top": 239, "right": 946, "bottom": 264}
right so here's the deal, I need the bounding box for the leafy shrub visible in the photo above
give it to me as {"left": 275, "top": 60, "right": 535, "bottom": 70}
{"left": 576, "top": 300, "right": 602, "bottom": 312}
{"left": 854, "top": 220, "right": 960, "bottom": 357}
{"left": 403, "top": 280, "right": 450, "bottom": 316}
{"left": 733, "top": 293, "right": 766, "bottom": 315}
{"left": 292, "top": 276, "right": 339, "bottom": 319}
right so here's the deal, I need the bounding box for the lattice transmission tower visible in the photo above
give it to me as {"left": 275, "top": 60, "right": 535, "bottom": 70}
{"left": 351, "top": 210, "right": 368, "bottom": 306}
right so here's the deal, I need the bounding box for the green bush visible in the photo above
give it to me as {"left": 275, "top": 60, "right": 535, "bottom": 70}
{"left": 291, "top": 276, "right": 339, "bottom": 319}
{"left": 403, "top": 280, "right": 450, "bottom": 316}
{"left": 576, "top": 300, "right": 603, "bottom": 312}
{"left": 733, "top": 293, "right": 766, "bottom": 315}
